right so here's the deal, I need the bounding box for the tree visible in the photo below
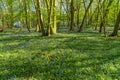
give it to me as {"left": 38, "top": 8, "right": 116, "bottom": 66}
{"left": 0, "top": 0, "right": 120, "bottom": 37}
{"left": 7, "top": 0, "right": 14, "bottom": 28}
{"left": 33, "top": 0, "right": 41, "bottom": 32}
{"left": 78, "top": 0, "right": 93, "bottom": 32}
{"left": 45, "top": 0, "right": 57, "bottom": 36}
{"left": 110, "top": 11, "right": 120, "bottom": 36}
{"left": 70, "top": 0, "right": 74, "bottom": 31}
{"left": 35, "top": 0, "right": 45, "bottom": 35}
{"left": 99, "top": 0, "right": 113, "bottom": 34}
{"left": 51, "top": 0, "right": 57, "bottom": 34}
{"left": 23, "top": 0, "right": 30, "bottom": 32}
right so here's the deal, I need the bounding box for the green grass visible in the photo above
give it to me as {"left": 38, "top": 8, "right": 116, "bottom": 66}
{"left": 0, "top": 30, "right": 120, "bottom": 80}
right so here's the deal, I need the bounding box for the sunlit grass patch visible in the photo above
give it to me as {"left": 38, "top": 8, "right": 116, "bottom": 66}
{"left": 0, "top": 30, "right": 120, "bottom": 79}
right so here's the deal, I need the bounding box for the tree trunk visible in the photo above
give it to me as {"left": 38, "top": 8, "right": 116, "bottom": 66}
{"left": 45, "top": 0, "right": 57, "bottom": 36}
{"left": 35, "top": 0, "right": 46, "bottom": 35}
{"left": 70, "top": 0, "right": 74, "bottom": 31}
{"left": 99, "top": 0, "right": 113, "bottom": 33}
{"left": 33, "top": 0, "right": 41, "bottom": 32}
{"left": 24, "top": 0, "right": 30, "bottom": 32}
{"left": 8, "top": 0, "right": 14, "bottom": 29}
{"left": 51, "top": 0, "right": 57, "bottom": 34}
{"left": 110, "top": 11, "right": 120, "bottom": 36}
{"left": 78, "top": 0, "right": 93, "bottom": 32}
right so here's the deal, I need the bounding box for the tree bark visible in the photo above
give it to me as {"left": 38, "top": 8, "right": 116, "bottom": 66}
{"left": 110, "top": 11, "right": 120, "bottom": 36}
{"left": 51, "top": 0, "right": 57, "bottom": 34}
{"left": 99, "top": 0, "right": 113, "bottom": 33}
{"left": 78, "top": 0, "right": 93, "bottom": 32}
{"left": 24, "top": 0, "right": 30, "bottom": 32}
{"left": 70, "top": 0, "right": 74, "bottom": 31}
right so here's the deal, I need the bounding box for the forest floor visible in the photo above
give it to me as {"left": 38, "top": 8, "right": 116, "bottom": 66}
{"left": 0, "top": 29, "right": 120, "bottom": 80}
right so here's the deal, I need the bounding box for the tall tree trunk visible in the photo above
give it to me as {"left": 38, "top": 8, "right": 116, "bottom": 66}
{"left": 95, "top": 0, "right": 101, "bottom": 30}
{"left": 33, "top": 0, "right": 41, "bottom": 32}
{"left": 76, "top": 4, "right": 80, "bottom": 28}
{"left": 18, "top": 0, "right": 23, "bottom": 31}
{"left": 36, "top": 0, "right": 45, "bottom": 35}
{"left": 66, "top": 0, "right": 70, "bottom": 28}
{"left": 51, "top": 0, "right": 57, "bottom": 34}
{"left": 45, "top": 0, "right": 57, "bottom": 36}
{"left": 45, "top": 0, "right": 52, "bottom": 36}
{"left": 78, "top": 0, "right": 93, "bottom": 32}
{"left": 70, "top": 0, "right": 74, "bottom": 31}
{"left": 8, "top": 0, "right": 14, "bottom": 29}
{"left": 24, "top": 0, "right": 30, "bottom": 32}
{"left": 110, "top": 11, "right": 120, "bottom": 36}
{"left": 27, "top": 1, "right": 32, "bottom": 29}
{"left": 99, "top": 0, "right": 113, "bottom": 33}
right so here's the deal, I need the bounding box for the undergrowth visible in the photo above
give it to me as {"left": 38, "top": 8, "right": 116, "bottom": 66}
{"left": 0, "top": 30, "right": 120, "bottom": 80}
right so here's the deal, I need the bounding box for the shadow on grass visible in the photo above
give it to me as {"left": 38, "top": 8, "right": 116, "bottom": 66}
{"left": 0, "top": 32, "right": 120, "bottom": 79}
{"left": 0, "top": 51, "right": 120, "bottom": 79}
